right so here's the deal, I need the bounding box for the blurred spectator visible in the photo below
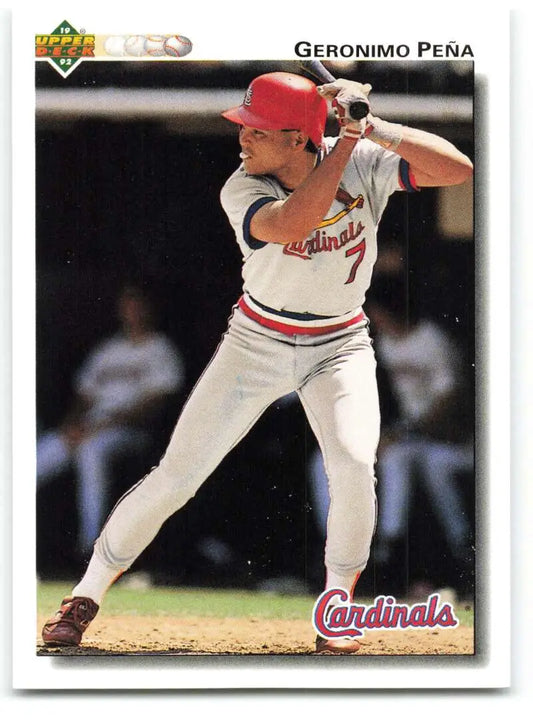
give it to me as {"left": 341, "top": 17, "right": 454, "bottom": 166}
{"left": 37, "top": 284, "right": 185, "bottom": 558}
{"left": 366, "top": 293, "right": 474, "bottom": 586}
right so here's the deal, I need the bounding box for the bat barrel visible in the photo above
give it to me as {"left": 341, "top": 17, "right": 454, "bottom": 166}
{"left": 298, "top": 61, "right": 369, "bottom": 120}
{"left": 298, "top": 60, "right": 336, "bottom": 83}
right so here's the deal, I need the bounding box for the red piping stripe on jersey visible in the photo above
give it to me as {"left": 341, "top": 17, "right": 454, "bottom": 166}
{"left": 238, "top": 296, "right": 365, "bottom": 336}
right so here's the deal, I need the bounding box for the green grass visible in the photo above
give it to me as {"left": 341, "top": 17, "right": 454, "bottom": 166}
{"left": 37, "top": 580, "right": 474, "bottom": 627}
{"left": 37, "top": 581, "right": 317, "bottom": 620}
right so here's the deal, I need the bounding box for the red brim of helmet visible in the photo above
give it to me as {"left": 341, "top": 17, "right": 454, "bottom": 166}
{"left": 221, "top": 105, "right": 280, "bottom": 131}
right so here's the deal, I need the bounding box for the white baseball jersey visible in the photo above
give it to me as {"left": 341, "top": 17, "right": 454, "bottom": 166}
{"left": 220, "top": 137, "right": 417, "bottom": 332}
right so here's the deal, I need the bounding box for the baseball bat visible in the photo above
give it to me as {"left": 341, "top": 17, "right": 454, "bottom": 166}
{"left": 298, "top": 60, "right": 370, "bottom": 120}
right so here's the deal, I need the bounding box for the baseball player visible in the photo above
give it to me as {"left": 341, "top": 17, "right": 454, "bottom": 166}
{"left": 42, "top": 71, "right": 472, "bottom": 653}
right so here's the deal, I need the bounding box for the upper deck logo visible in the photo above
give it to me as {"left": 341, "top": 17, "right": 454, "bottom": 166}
{"left": 36, "top": 20, "right": 95, "bottom": 78}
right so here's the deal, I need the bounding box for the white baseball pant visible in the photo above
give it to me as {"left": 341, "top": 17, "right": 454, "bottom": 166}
{"left": 92, "top": 307, "right": 381, "bottom": 582}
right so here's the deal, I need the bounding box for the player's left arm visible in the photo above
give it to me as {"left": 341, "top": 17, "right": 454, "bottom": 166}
{"left": 394, "top": 126, "right": 473, "bottom": 187}
{"left": 320, "top": 80, "right": 473, "bottom": 188}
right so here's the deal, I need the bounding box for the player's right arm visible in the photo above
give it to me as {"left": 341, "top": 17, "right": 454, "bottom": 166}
{"left": 248, "top": 136, "right": 358, "bottom": 244}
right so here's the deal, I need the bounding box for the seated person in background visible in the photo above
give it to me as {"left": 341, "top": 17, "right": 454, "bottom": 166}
{"left": 37, "top": 284, "right": 186, "bottom": 558}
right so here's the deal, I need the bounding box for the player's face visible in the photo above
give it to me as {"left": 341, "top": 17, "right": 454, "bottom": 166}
{"left": 238, "top": 126, "right": 301, "bottom": 177}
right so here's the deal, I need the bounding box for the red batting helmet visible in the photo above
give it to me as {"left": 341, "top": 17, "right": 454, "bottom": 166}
{"left": 221, "top": 72, "right": 327, "bottom": 149}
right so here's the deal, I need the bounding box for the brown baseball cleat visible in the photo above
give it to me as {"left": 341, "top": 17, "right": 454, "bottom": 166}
{"left": 42, "top": 596, "right": 99, "bottom": 647}
{"left": 315, "top": 635, "right": 361, "bottom": 654}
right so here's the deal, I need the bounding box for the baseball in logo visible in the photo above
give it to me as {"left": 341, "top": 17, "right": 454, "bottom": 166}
{"left": 36, "top": 21, "right": 194, "bottom": 76}
{"left": 164, "top": 35, "right": 193, "bottom": 57}
{"left": 104, "top": 33, "right": 193, "bottom": 58}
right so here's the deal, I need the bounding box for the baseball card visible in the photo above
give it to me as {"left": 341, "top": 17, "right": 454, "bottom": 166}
{"left": 7, "top": 2, "right": 524, "bottom": 700}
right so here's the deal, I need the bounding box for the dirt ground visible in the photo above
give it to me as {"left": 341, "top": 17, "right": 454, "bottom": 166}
{"left": 37, "top": 614, "right": 474, "bottom": 656}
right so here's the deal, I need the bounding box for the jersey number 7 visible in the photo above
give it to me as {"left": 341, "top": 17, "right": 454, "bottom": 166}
{"left": 344, "top": 239, "right": 366, "bottom": 285}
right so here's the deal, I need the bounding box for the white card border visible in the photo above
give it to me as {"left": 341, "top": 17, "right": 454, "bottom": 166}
{"left": 8, "top": 2, "right": 520, "bottom": 693}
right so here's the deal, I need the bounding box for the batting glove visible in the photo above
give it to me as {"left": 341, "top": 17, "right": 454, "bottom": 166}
{"left": 318, "top": 80, "right": 405, "bottom": 150}
{"left": 317, "top": 79, "right": 372, "bottom": 141}
{"left": 317, "top": 78, "right": 372, "bottom": 108}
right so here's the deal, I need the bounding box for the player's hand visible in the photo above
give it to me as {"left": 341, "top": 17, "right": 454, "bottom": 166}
{"left": 317, "top": 79, "right": 372, "bottom": 105}
{"left": 317, "top": 79, "right": 372, "bottom": 141}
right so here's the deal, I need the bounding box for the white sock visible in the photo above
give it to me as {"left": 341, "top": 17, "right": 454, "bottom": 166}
{"left": 325, "top": 569, "right": 361, "bottom": 600}
{"left": 71, "top": 551, "right": 124, "bottom": 605}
